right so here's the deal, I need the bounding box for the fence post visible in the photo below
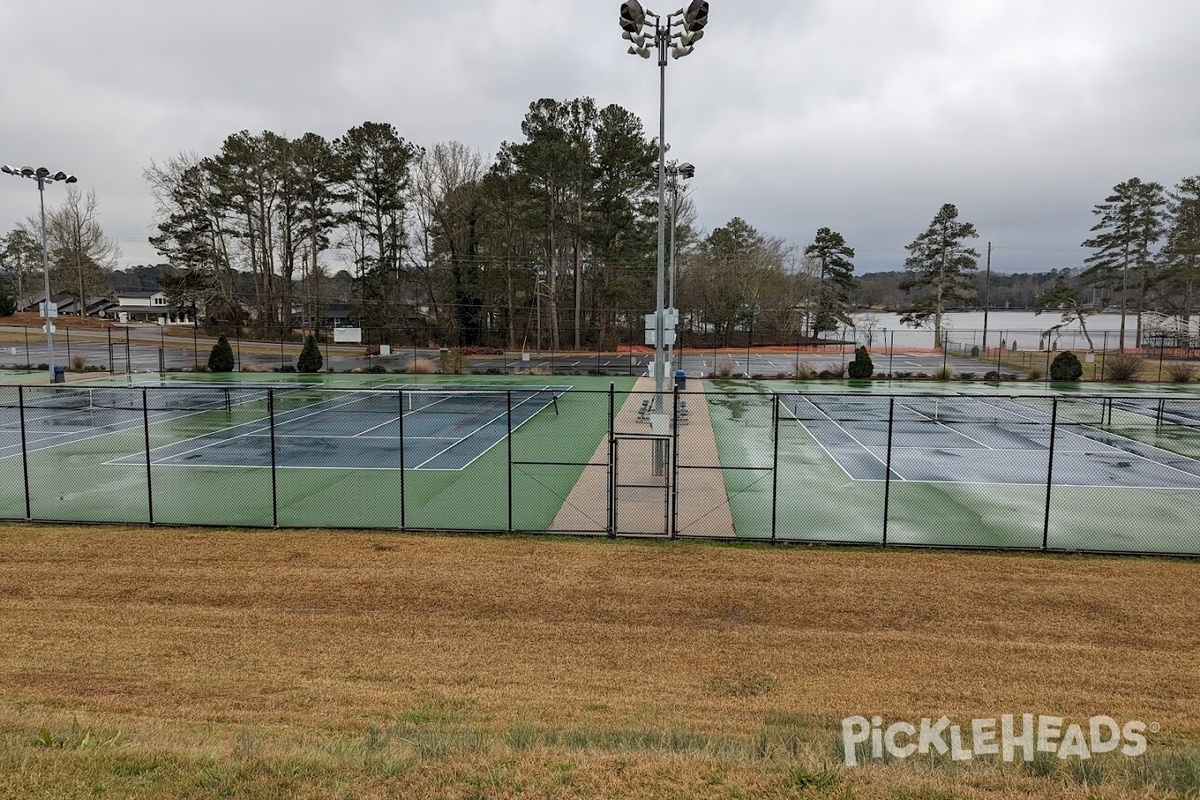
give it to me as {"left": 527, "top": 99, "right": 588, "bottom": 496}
{"left": 995, "top": 332, "right": 1003, "bottom": 382}
{"left": 671, "top": 382, "right": 681, "bottom": 540}
{"left": 882, "top": 397, "right": 895, "bottom": 546}
{"left": 888, "top": 330, "right": 895, "bottom": 377}
{"left": 770, "top": 393, "right": 779, "bottom": 543}
{"left": 607, "top": 383, "right": 615, "bottom": 537}
{"left": 18, "top": 386, "right": 30, "bottom": 520}
{"left": 268, "top": 389, "right": 278, "bottom": 528}
{"left": 109, "top": 327, "right": 116, "bottom": 374}
{"left": 191, "top": 324, "right": 197, "bottom": 370}
{"left": 24, "top": 327, "right": 30, "bottom": 369}
{"left": 1100, "top": 331, "right": 1107, "bottom": 381}
{"left": 143, "top": 388, "right": 154, "bottom": 524}
{"left": 398, "top": 388, "right": 407, "bottom": 530}
{"left": 65, "top": 327, "right": 71, "bottom": 368}
{"left": 236, "top": 327, "right": 243, "bottom": 372}
{"left": 1042, "top": 397, "right": 1058, "bottom": 551}
{"left": 507, "top": 390, "right": 513, "bottom": 532}
{"left": 125, "top": 333, "right": 132, "bottom": 374}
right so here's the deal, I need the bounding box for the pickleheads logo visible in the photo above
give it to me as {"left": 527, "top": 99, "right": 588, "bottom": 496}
{"left": 841, "top": 715, "right": 1153, "bottom": 766}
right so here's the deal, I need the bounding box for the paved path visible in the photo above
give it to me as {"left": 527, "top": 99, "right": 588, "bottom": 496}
{"left": 549, "top": 378, "right": 735, "bottom": 537}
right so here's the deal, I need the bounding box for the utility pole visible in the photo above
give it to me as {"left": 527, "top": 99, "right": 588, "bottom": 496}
{"left": 982, "top": 241, "right": 992, "bottom": 352}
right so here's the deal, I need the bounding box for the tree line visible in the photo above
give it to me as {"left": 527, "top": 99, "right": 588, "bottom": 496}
{"left": 2, "top": 99, "right": 1197, "bottom": 353}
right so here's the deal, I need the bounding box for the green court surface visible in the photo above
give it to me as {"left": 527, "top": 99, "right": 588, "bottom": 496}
{"left": 0, "top": 374, "right": 634, "bottom": 531}
{"left": 700, "top": 379, "right": 1200, "bottom": 554}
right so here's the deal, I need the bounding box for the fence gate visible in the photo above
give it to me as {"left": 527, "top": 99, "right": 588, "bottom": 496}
{"left": 611, "top": 432, "right": 672, "bottom": 536}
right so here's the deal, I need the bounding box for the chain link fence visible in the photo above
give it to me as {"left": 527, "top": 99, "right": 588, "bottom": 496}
{"left": 1, "top": 383, "right": 1197, "bottom": 555}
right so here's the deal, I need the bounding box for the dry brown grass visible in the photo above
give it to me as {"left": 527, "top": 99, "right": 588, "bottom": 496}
{"left": 0, "top": 525, "right": 1197, "bottom": 798}
{"left": 405, "top": 357, "right": 437, "bottom": 374}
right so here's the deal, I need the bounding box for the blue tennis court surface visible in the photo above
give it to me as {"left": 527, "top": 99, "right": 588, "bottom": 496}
{"left": 104, "top": 384, "right": 571, "bottom": 471}
{"left": 779, "top": 393, "right": 1200, "bottom": 489}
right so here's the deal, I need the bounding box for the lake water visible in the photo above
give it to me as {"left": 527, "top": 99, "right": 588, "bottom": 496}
{"left": 849, "top": 311, "right": 1191, "bottom": 351}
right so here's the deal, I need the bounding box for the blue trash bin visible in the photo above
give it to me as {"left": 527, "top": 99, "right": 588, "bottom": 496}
{"left": 674, "top": 369, "right": 686, "bottom": 390}
{"left": 53, "top": 365, "right": 65, "bottom": 384}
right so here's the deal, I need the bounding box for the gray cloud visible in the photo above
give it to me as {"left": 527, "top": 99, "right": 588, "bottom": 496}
{"left": 2, "top": 0, "right": 1198, "bottom": 274}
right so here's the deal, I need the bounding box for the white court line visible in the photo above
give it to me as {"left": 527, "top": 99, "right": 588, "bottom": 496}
{"left": 412, "top": 391, "right": 546, "bottom": 469}
{"left": 893, "top": 400, "right": 995, "bottom": 450}
{"left": 0, "top": 403, "right": 233, "bottom": 460}
{"left": 784, "top": 394, "right": 902, "bottom": 479}
{"left": 970, "top": 398, "right": 1200, "bottom": 482}
{"left": 776, "top": 402, "right": 856, "bottom": 481}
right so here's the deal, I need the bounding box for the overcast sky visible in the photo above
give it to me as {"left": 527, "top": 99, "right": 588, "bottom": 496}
{"left": 2, "top": 0, "right": 1198, "bottom": 274}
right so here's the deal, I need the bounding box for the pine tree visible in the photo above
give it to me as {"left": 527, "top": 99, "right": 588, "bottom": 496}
{"left": 900, "top": 204, "right": 980, "bottom": 348}
{"left": 296, "top": 334, "right": 324, "bottom": 373}
{"left": 1081, "top": 178, "right": 1166, "bottom": 351}
{"left": 803, "top": 227, "right": 856, "bottom": 336}
{"left": 207, "top": 333, "right": 235, "bottom": 372}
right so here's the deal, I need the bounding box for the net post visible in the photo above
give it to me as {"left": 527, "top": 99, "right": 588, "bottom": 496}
{"left": 18, "top": 386, "right": 30, "bottom": 520}
{"left": 268, "top": 389, "right": 279, "bottom": 528}
{"left": 398, "top": 388, "right": 406, "bottom": 530}
{"left": 882, "top": 396, "right": 895, "bottom": 546}
{"left": 1042, "top": 397, "right": 1058, "bottom": 551}
{"left": 507, "top": 390, "right": 513, "bottom": 533}
{"left": 143, "top": 388, "right": 154, "bottom": 524}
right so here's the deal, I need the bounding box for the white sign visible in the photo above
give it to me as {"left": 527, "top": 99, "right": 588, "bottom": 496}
{"left": 332, "top": 327, "right": 362, "bottom": 344}
{"left": 40, "top": 301, "right": 58, "bottom": 318}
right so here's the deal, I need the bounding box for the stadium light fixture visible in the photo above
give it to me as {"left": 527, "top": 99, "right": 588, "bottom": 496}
{"left": 2, "top": 164, "right": 78, "bottom": 383}
{"left": 617, "top": 0, "right": 709, "bottom": 474}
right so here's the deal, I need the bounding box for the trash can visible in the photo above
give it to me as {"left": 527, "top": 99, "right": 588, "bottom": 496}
{"left": 970, "top": 345, "right": 980, "bottom": 357}
{"left": 53, "top": 365, "right": 65, "bottom": 383}
{"left": 674, "top": 369, "right": 687, "bottom": 390}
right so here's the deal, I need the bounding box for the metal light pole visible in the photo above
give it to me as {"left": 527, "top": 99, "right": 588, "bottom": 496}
{"left": 662, "top": 160, "right": 695, "bottom": 376}
{"left": 620, "top": 0, "right": 708, "bottom": 475}
{"left": 2, "top": 165, "right": 78, "bottom": 383}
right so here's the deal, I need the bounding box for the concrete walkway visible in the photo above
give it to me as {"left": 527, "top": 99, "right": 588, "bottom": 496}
{"left": 548, "top": 378, "right": 735, "bottom": 537}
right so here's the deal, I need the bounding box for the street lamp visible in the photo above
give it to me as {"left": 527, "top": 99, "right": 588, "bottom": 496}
{"left": 658, "top": 160, "right": 694, "bottom": 373}
{"left": 2, "top": 165, "right": 78, "bottom": 383}
{"left": 619, "top": 0, "right": 708, "bottom": 474}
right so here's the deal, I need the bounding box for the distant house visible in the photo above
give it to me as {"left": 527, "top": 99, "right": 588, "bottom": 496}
{"left": 104, "top": 291, "right": 193, "bottom": 324}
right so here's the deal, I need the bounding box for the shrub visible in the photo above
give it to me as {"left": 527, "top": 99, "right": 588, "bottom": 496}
{"left": 442, "top": 351, "right": 465, "bottom": 375}
{"left": 70, "top": 354, "right": 88, "bottom": 371}
{"left": 715, "top": 358, "right": 738, "bottom": 378}
{"left": 846, "top": 346, "right": 873, "bottom": 379}
{"left": 1027, "top": 367, "right": 1043, "bottom": 381}
{"left": 934, "top": 366, "right": 954, "bottom": 381}
{"left": 793, "top": 360, "right": 815, "bottom": 380}
{"left": 296, "top": 334, "right": 323, "bottom": 373}
{"left": 278, "top": 364, "right": 297, "bottom": 373}
{"left": 958, "top": 372, "right": 976, "bottom": 381}
{"left": 364, "top": 364, "right": 389, "bottom": 374}
{"left": 1104, "top": 353, "right": 1142, "bottom": 382}
{"left": 0, "top": 295, "right": 16, "bottom": 317}
{"left": 1049, "top": 351, "right": 1083, "bottom": 381}
{"left": 983, "top": 370, "right": 1001, "bottom": 382}
{"left": 1166, "top": 362, "right": 1197, "bottom": 383}
{"left": 406, "top": 357, "right": 437, "bottom": 374}
{"left": 207, "top": 334, "right": 235, "bottom": 373}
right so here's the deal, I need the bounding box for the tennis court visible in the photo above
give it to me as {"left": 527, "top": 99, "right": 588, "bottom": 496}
{"left": 0, "top": 377, "right": 620, "bottom": 531}
{"left": 91, "top": 383, "right": 569, "bottom": 471}
{"left": 779, "top": 393, "right": 1200, "bottom": 488}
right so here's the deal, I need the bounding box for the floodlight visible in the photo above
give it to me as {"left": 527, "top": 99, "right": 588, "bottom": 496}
{"left": 671, "top": 44, "right": 693, "bottom": 58}
{"left": 683, "top": 0, "right": 708, "bottom": 32}
{"left": 619, "top": 0, "right": 645, "bottom": 33}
